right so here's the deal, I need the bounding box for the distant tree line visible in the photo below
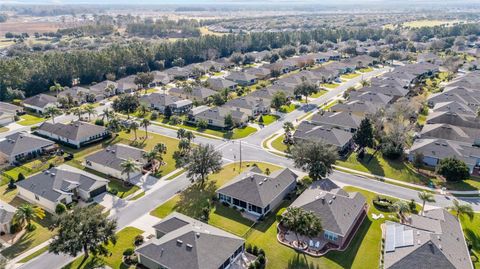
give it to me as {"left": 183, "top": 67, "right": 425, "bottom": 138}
{"left": 126, "top": 19, "right": 201, "bottom": 37}
{"left": 57, "top": 24, "right": 116, "bottom": 37}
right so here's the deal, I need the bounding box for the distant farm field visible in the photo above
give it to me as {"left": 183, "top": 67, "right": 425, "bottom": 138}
{"left": 0, "top": 18, "right": 60, "bottom": 36}
{"left": 402, "top": 20, "right": 462, "bottom": 28}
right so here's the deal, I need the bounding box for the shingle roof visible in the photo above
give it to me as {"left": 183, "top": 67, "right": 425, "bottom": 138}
{"left": 384, "top": 209, "right": 473, "bottom": 269}
{"left": 290, "top": 180, "right": 366, "bottom": 236}
{"left": 85, "top": 144, "right": 147, "bottom": 171}
{"left": 23, "top": 94, "right": 57, "bottom": 108}
{"left": 426, "top": 111, "right": 480, "bottom": 129}
{"left": 0, "top": 132, "right": 55, "bottom": 158}
{"left": 0, "top": 200, "right": 16, "bottom": 224}
{"left": 88, "top": 80, "right": 118, "bottom": 94}
{"left": 0, "top": 102, "right": 23, "bottom": 114}
{"left": 330, "top": 100, "right": 379, "bottom": 115}
{"left": 432, "top": 101, "right": 475, "bottom": 115}
{"left": 37, "top": 121, "right": 107, "bottom": 141}
{"left": 16, "top": 164, "right": 108, "bottom": 203}
{"left": 294, "top": 121, "right": 353, "bottom": 148}
{"left": 226, "top": 71, "right": 257, "bottom": 82}
{"left": 169, "top": 86, "right": 216, "bottom": 100}
{"left": 136, "top": 212, "right": 244, "bottom": 269}
{"left": 140, "top": 93, "right": 189, "bottom": 107}
{"left": 420, "top": 123, "right": 480, "bottom": 144}
{"left": 310, "top": 111, "right": 362, "bottom": 130}
{"left": 217, "top": 167, "right": 297, "bottom": 208}
{"left": 408, "top": 138, "right": 480, "bottom": 166}
{"left": 224, "top": 96, "right": 270, "bottom": 111}
{"left": 349, "top": 91, "right": 393, "bottom": 105}
{"left": 206, "top": 78, "right": 238, "bottom": 91}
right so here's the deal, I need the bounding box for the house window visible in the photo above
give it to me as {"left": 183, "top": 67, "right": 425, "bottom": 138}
{"left": 324, "top": 231, "right": 338, "bottom": 241}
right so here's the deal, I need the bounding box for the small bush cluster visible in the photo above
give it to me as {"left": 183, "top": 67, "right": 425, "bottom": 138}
{"left": 108, "top": 188, "right": 118, "bottom": 195}
{"left": 246, "top": 244, "right": 266, "bottom": 269}
{"left": 373, "top": 195, "right": 394, "bottom": 212}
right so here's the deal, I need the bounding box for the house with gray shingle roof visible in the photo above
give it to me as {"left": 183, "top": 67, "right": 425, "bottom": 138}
{"left": 57, "top": 86, "right": 92, "bottom": 104}
{"left": 84, "top": 143, "right": 147, "bottom": 180}
{"left": 225, "top": 72, "right": 258, "bottom": 86}
{"left": 0, "top": 132, "right": 56, "bottom": 165}
{"left": 281, "top": 179, "right": 367, "bottom": 251}
{"left": 224, "top": 96, "right": 270, "bottom": 117}
{"left": 140, "top": 93, "right": 192, "bottom": 114}
{"left": 136, "top": 212, "right": 245, "bottom": 269}
{"left": 426, "top": 111, "right": 480, "bottom": 129}
{"left": 88, "top": 80, "right": 118, "bottom": 98}
{"left": 383, "top": 209, "right": 472, "bottom": 269}
{"left": 0, "top": 200, "right": 16, "bottom": 234}
{"left": 16, "top": 165, "right": 108, "bottom": 213}
{"left": 349, "top": 91, "right": 394, "bottom": 106}
{"left": 420, "top": 123, "right": 480, "bottom": 145}
{"left": 35, "top": 121, "right": 110, "bottom": 149}
{"left": 310, "top": 111, "right": 363, "bottom": 133}
{"left": 244, "top": 67, "right": 271, "bottom": 80}
{"left": 23, "top": 94, "right": 58, "bottom": 114}
{"left": 188, "top": 106, "right": 248, "bottom": 129}
{"left": 330, "top": 100, "right": 379, "bottom": 117}
{"left": 150, "top": 71, "right": 172, "bottom": 87}
{"left": 407, "top": 138, "right": 480, "bottom": 173}
{"left": 169, "top": 86, "right": 217, "bottom": 102}
{"left": 217, "top": 167, "right": 297, "bottom": 218}
{"left": 116, "top": 75, "right": 139, "bottom": 94}
{"left": 293, "top": 121, "right": 354, "bottom": 153}
{"left": 206, "top": 78, "right": 238, "bottom": 91}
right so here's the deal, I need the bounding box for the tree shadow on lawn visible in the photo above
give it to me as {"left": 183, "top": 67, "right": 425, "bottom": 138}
{"left": 324, "top": 217, "right": 373, "bottom": 269}
{"left": 63, "top": 256, "right": 105, "bottom": 269}
{"left": 464, "top": 228, "right": 480, "bottom": 251}
{"left": 212, "top": 203, "right": 254, "bottom": 228}
{"left": 287, "top": 253, "right": 321, "bottom": 269}
{"left": 1, "top": 232, "right": 35, "bottom": 259}
{"left": 174, "top": 181, "right": 217, "bottom": 219}
{"left": 349, "top": 151, "right": 385, "bottom": 178}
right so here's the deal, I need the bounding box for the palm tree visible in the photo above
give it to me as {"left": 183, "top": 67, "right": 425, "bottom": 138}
{"left": 49, "top": 82, "right": 64, "bottom": 97}
{"left": 283, "top": 121, "right": 294, "bottom": 143}
{"left": 82, "top": 104, "right": 97, "bottom": 121}
{"left": 450, "top": 199, "right": 474, "bottom": 220}
{"left": 184, "top": 131, "right": 195, "bottom": 141}
{"left": 178, "top": 139, "right": 191, "bottom": 153}
{"left": 70, "top": 107, "right": 84, "bottom": 121}
{"left": 140, "top": 118, "right": 150, "bottom": 139}
{"left": 177, "top": 128, "right": 186, "bottom": 139}
{"left": 107, "top": 116, "right": 121, "bottom": 133}
{"left": 120, "top": 159, "right": 140, "bottom": 184}
{"left": 129, "top": 122, "right": 139, "bottom": 140}
{"left": 137, "top": 104, "right": 149, "bottom": 118}
{"left": 360, "top": 79, "right": 370, "bottom": 87}
{"left": 143, "top": 150, "right": 159, "bottom": 173}
{"left": 14, "top": 204, "right": 46, "bottom": 229}
{"left": 154, "top": 143, "right": 167, "bottom": 164}
{"left": 390, "top": 200, "right": 411, "bottom": 222}
{"left": 102, "top": 108, "right": 113, "bottom": 121}
{"left": 44, "top": 106, "right": 61, "bottom": 123}
{"left": 280, "top": 207, "right": 322, "bottom": 247}
{"left": 418, "top": 191, "right": 435, "bottom": 215}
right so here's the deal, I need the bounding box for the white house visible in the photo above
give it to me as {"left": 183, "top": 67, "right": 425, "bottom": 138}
{"left": 22, "top": 94, "right": 58, "bottom": 114}
{"left": 35, "top": 121, "right": 110, "bottom": 149}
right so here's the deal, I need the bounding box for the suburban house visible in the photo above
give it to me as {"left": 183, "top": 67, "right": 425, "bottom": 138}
{"left": 84, "top": 143, "right": 147, "bottom": 181}
{"left": 330, "top": 100, "right": 379, "bottom": 117}
{"left": 0, "top": 101, "right": 22, "bottom": 125}
{"left": 150, "top": 71, "right": 172, "bottom": 86}
{"left": 0, "top": 200, "right": 16, "bottom": 234}
{"left": 136, "top": 212, "right": 245, "bottom": 269}
{"left": 419, "top": 123, "right": 480, "bottom": 145}
{"left": 279, "top": 179, "right": 367, "bottom": 254}
{"left": 432, "top": 101, "right": 475, "bottom": 116}
{"left": 35, "top": 121, "right": 110, "bottom": 149}
{"left": 310, "top": 111, "right": 363, "bottom": 133}
{"left": 16, "top": 165, "right": 108, "bottom": 213}
{"left": 225, "top": 72, "right": 258, "bottom": 86}
{"left": 426, "top": 111, "right": 480, "bottom": 130}
{"left": 23, "top": 94, "right": 58, "bottom": 114}
{"left": 169, "top": 86, "right": 217, "bottom": 102}
{"left": 349, "top": 91, "right": 394, "bottom": 106}
{"left": 165, "top": 67, "right": 191, "bottom": 80}
{"left": 0, "top": 132, "right": 56, "bottom": 165}
{"left": 407, "top": 138, "right": 480, "bottom": 173}
{"left": 293, "top": 121, "right": 354, "bottom": 153}
{"left": 244, "top": 67, "right": 271, "bottom": 80}
{"left": 116, "top": 75, "right": 139, "bottom": 94}
{"left": 223, "top": 96, "right": 270, "bottom": 117}
{"left": 383, "top": 209, "right": 472, "bottom": 269}
{"left": 88, "top": 80, "right": 118, "bottom": 98}
{"left": 207, "top": 78, "right": 238, "bottom": 91}
{"left": 217, "top": 167, "right": 297, "bottom": 218}
{"left": 140, "top": 93, "right": 193, "bottom": 114}
{"left": 188, "top": 106, "right": 248, "bottom": 129}
{"left": 57, "top": 86, "right": 92, "bottom": 104}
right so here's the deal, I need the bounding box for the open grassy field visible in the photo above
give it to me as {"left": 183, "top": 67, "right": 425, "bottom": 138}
{"left": 270, "top": 134, "right": 289, "bottom": 153}
{"left": 18, "top": 114, "right": 45, "bottom": 126}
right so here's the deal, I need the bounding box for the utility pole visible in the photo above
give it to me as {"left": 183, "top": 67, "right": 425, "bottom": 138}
{"left": 239, "top": 140, "right": 242, "bottom": 173}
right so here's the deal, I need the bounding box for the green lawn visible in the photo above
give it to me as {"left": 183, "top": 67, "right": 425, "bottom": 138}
{"left": 227, "top": 126, "right": 257, "bottom": 139}
{"left": 270, "top": 135, "right": 289, "bottom": 153}
{"left": 323, "top": 100, "right": 339, "bottom": 110}
{"left": 358, "top": 67, "right": 374, "bottom": 73}
{"left": 279, "top": 104, "right": 297, "bottom": 113}
{"left": 128, "top": 191, "right": 145, "bottom": 201}
{"left": 18, "top": 245, "right": 49, "bottom": 263}
{"left": 460, "top": 213, "right": 480, "bottom": 268}
{"left": 150, "top": 162, "right": 279, "bottom": 235}
{"left": 1, "top": 200, "right": 56, "bottom": 260}
{"left": 18, "top": 114, "right": 45, "bottom": 126}
{"left": 245, "top": 186, "right": 408, "bottom": 269}
{"left": 341, "top": 73, "right": 361, "bottom": 80}
{"left": 336, "top": 149, "right": 435, "bottom": 186}
{"left": 321, "top": 83, "right": 340, "bottom": 89}
{"left": 2, "top": 155, "right": 65, "bottom": 185}
{"left": 165, "top": 169, "right": 185, "bottom": 180}
{"left": 310, "top": 89, "right": 328, "bottom": 98}
{"left": 107, "top": 179, "right": 140, "bottom": 199}
{"left": 258, "top": 115, "right": 279, "bottom": 126}
{"left": 63, "top": 227, "right": 143, "bottom": 269}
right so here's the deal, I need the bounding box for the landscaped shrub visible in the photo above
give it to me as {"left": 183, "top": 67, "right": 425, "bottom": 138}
{"left": 134, "top": 235, "right": 144, "bottom": 246}
{"left": 276, "top": 208, "right": 287, "bottom": 221}
{"left": 169, "top": 115, "right": 182, "bottom": 125}
{"left": 123, "top": 248, "right": 134, "bottom": 256}
{"left": 150, "top": 111, "right": 159, "bottom": 121}
{"left": 408, "top": 199, "right": 417, "bottom": 213}
{"left": 108, "top": 188, "right": 118, "bottom": 195}
{"left": 246, "top": 244, "right": 252, "bottom": 253}
{"left": 373, "top": 196, "right": 394, "bottom": 212}
{"left": 27, "top": 223, "right": 37, "bottom": 232}
{"left": 95, "top": 119, "right": 104, "bottom": 126}
{"left": 55, "top": 203, "right": 67, "bottom": 215}
{"left": 252, "top": 245, "right": 259, "bottom": 256}
{"left": 17, "top": 173, "right": 25, "bottom": 181}
{"left": 258, "top": 248, "right": 265, "bottom": 256}
{"left": 10, "top": 223, "right": 21, "bottom": 234}
{"left": 7, "top": 179, "right": 16, "bottom": 190}
{"left": 257, "top": 254, "right": 266, "bottom": 265}
{"left": 471, "top": 255, "right": 478, "bottom": 263}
